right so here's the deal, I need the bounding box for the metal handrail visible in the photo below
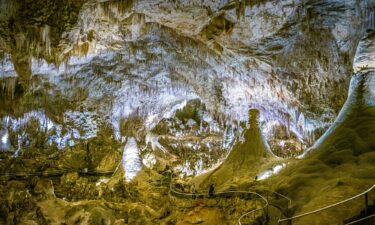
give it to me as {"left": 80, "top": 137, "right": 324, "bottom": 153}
{"left": 265, "top": 190, "right": 293, "bottom": 209}
{"left": 345, "top": 213, "right": 375, "bottom": 225}
{"left": 167, "top": 173, "right": 269, "bottom": 225}
{"left": 278, "top": 184, "right": 375, "bottom": 223}
{"left": 238, "top": 198, "right": 268, "bottom": 225}
{"left": 170, "top": 184, "right": 269, "bottom": 225}
{"left": 0, "top": 168, "right": 115, "bottom": 179}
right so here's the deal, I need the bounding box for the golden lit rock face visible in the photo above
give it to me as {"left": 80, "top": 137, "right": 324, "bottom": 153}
{"left": 267, "top": 34, "right": 375, "bottom": 225}
{"left": 195, "top": 109, "right": 279, "bottom": 188}
{"left": 0, "top": 1, "right": 375, "bottom": 224}
{"left": 311, "top": 30, "right": 375, "bottom": 152}
{"left": 227, "top": 109, "right": 271, "bottom": 160}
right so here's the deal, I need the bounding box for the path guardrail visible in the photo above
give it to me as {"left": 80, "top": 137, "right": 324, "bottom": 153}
{"left": 344, "top": 213, "right": 375, "bottom": 225}
{"left": 0, "top": 168, "right": 294, "bottom": 225}
{"left": 278, "top": 184, "right": 375, "bottom": 225}
{"left": 165, "top": 172, "right": 294, "bottom": 225}
{"left": 0, "top": 168, "right": 115, "bottom": 180}
{"left": 169, "top": 181, "right": 269, "bottom": 225}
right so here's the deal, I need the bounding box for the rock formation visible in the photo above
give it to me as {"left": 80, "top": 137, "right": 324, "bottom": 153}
{"left": 196, "top": 108, "right": 278, "bottom": 188}
{"left": 270, "top": 30, "right": 375, "bottom": 224}
{"left": 0, "top": 0, "right": 374, "bottom": 224}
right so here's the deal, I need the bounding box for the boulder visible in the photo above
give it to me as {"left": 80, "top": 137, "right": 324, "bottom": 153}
{"left": 60, "top": 172, "right": 79, "bottom": 184}
{"left": 34, "top": 180, "right": 55, "bottom": 198}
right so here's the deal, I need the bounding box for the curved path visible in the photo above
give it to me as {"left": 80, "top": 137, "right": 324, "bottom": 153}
{"left": 169, "top": 184, "right": 268, "bottom": 224}
{"left": 162, "top": 173, "right": 292, "bottom": 225}
{"left": 0, "top": 168, "right": 292, "bottom": 224}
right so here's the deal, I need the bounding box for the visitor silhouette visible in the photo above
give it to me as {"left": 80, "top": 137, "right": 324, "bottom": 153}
{"left": 190, "top": 183, "right": 196, "bottom": 199}
{"left": 208, "top": 184, "right": 215, "bottom": 198}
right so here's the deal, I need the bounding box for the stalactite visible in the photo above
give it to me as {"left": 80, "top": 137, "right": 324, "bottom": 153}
{"left": 41, "top": 25, "right": 51, "bottom": 56}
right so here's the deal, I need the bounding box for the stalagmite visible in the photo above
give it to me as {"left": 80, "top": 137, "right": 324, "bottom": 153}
{"left": 122, "top": 137, "right": 142, "bottom": 181}
{"left": 0, "top": 1, "right": 374, "bottom": 224}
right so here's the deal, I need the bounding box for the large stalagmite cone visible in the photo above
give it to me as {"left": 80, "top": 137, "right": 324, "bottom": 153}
{"left": 304, "top": 30, "right": 375, "bottom": 156}
{"left": 268, "top": 32, "right": 375, "bottom": 225}
{"left": 197, "top": 109, "right": 276, "bottom": 188}
{"left": 224, "top": 109, "right": 273, "bottom": 164}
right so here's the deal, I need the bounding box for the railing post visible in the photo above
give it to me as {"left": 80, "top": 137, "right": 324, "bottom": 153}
{"left": 365, "top": 192, "right": 369, "bottom": 215}
{"left": 267, "top": 193, "right": 269, "bottom": 218}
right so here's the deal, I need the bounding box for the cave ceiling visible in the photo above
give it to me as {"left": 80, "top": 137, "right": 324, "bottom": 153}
{"left": 0, "top": 0, "right": 374, "bottom": 160}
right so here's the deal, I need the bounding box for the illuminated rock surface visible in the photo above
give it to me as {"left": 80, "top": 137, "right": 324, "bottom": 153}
{"left": 0, "top": 0, "right": 374, "bottom": 224}
{"left": 268, "top": 30, "right": 375, "bottom": 225}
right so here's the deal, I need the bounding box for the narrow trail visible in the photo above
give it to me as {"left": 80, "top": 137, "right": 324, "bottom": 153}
{"left": 155, "top": 172, "right": 292, "bottom": 225}
{"left": 0, "top": 168, "right": 293, "bottom": 224}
